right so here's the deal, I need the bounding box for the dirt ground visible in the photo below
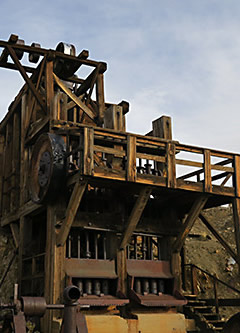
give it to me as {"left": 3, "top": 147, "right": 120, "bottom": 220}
{"left": 185, "top": 205, "right": 240, "bottom": 320}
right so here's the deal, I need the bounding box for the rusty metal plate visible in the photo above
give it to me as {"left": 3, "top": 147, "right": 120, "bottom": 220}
{"left": 126, "top": 260, "right": 173, "bottom": 278}
{"left": 130, "top": 290, "right": 187, "bottom": 307}
{"left": 65, "top": 258, "right": 117, "bottom": 278}
{"left": 77, "top": 295, "right": 129, "bottom": 307}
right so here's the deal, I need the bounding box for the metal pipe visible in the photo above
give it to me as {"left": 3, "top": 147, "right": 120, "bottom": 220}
{"left": 94, "top": 233, "right": 98, "bottom": 259}
{"left": 135, "top": 278, "right": 141, "bottom": 294}
{"left": 85, "top": 231, "right": 91, "bottom": 258}
{"left": 103, "top": 235, "right": 107, "bottom": 260}
{"left": 158, "top": 279, "right": 165, "bottom": 293}
{"left": 77, "top": 234, "right": 81, "bottom": 259}
{"left": 143, "top": 279, "right": 149, "bottom": 294}
{"left": 151, "top": 279, "right": 158, "bottom": 295}
{"left": 68, "top": 235, "right": 72, "bottom": 258}
{"left": 85, "top": 279, "right": 92, "bottom": 295}
{"left": 94, "top": 280, "right": 101, "bottom": 296}
{"left": 102, "top": 280, "right": 109, "bottom": 295}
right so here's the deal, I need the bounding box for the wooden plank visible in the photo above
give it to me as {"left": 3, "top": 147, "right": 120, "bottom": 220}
{"left": 234, "top": 155, "right": 240, "bottom": 197}
{"left": 45, "top": 60, "right": 54, "bottom": 117}
{"left": 83, "top": 127, "right": 94, "bottom": 175}
{"left": 56, "top": 180, "right": 87, "bottom": 246}
{"left": 136, "top": 152, "right": 166, "bottom": 163}
{"left": 167, "top": 143, "right": 176, "bottom": 188}
{"left": 204, "top": 149, "right": 212, "bottom": 192}
{"left": 176, "top": 159, "right": 203, "bottom": 168}
{"left": 199, "top": 213, "right": 239, "bottom": 264}
{"left": 94, "top": 145, "right": 126, "bottom": 157}
{"left": 127, "top": 135, "right": 136, "bottom": 182}
{"left": 232, "top": 198, "right": 240, "bottom": 272}
{"left": 10, "top": 222, "right": 20, "bottom": 248}
{"left": 53, "top": 73, "right": 95, "bottom": 120}
{"left": 120, "top": 187, "right": 152, "bottom": 249}
{"left": 96, "top": 73, "right": 105, "bottom": 122}
{"left": 172, "top": 196, "right": 208, "bottom": 252}
{"left": 104, "top": 105, "right": 124, "bottom": 131}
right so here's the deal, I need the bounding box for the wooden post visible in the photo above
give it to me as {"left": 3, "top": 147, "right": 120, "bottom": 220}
{"left": 96, "top": 73, "right": 105, "bottom": 123}
{"left": 152, "top": 116, "right": 172, "bottom": 177}
{"left": 234, "top": 155, "right": 240, "bottom": 197}
{"left": 204, "top": 149, "right": 212, "bottom": 192}
{"left": 117, "top": 249, "right": 127, "bottom": 296}
{"left": 166, "top": 143, "right": 176, "bottom": 188}
{"left": 45, "top": 60, "right": 54, "bottom": 118}
{"left": 83, "top": 128, "right": 94, "bottom": 175}
{"left": 172, "top": 196, "right": 208, "bottom": 253}
{"left": 127, "top": 135, "right": 136, "bottom": 182}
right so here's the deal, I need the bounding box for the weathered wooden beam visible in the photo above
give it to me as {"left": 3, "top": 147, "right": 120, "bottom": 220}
{"left": 120, "top": 187, "right": 152, "bottom": 249}
{"left": 53, "top": 73, "right": 95, "bottom": 120}
{"left": 167, "top": 142, "right": 176, "bottom": 188}
{"left": 96, "top": 73, "right": 105, "bottom": 123}
{"left": 83, "top": 128, "right": 94, "bottom": 175}
{"left": 199, "top": 213, "right": 239, "bottom": 264}
{"left": 10, "top": 222, "right": 20, "bottom": 249}
{"left": 172, "top": 196, "right": 208, "bottom": 252}
{"left": 204, "top": 149, "right": 212, "bottom": 192}
{"left": 76, "top": 67, "right": 98, "bottom": 96}
{"left": 117, "top": 248, "right": 127, "bottom": 296}
{"left": 45, "top": 60, "right": 54, "bottom": 117}
{"left": 7, "top": 45, "right": 46, "bottom": 112}
{"left": 127, "top": 135, "right": 136, "bottom": 182}
{"left": 56, "top": 180, "right": 87, "bottom": 246}
{"left": 234, "top": 155, "right": 240, "bottom": 197}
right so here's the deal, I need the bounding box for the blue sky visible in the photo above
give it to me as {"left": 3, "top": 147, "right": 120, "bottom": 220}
{"left": 1, "top": 1, "right": 240, "bottom": 152}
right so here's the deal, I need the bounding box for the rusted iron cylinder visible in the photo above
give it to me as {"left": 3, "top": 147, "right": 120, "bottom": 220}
{"left": 135, "top": 278, "right": 141, "bottom": 294}
{"left": 94, "top": 280, "right": 101, "bottom": 296}
{"left": 151, "top": 279, "right": 158, "bottom": 295}
{"left": 77, "top": 279, "right": 83, "bottom": 296}
{"left": 143, "top": 279, "right": 150, "bottom": 294}
{"left": 63, "top": 285, "right": 80, "bottom": 303}
{"left": 85, "top": 279, "right": 92, "bottom": 295}
{"left": 21, "top": 297, "right": 47, "bottom": 317}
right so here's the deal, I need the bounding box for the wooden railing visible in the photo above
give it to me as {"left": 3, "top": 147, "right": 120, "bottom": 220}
{"left": 70, "top": 126, "right": 239, "bottom": 197}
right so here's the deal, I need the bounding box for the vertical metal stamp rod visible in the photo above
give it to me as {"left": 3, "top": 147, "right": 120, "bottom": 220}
{"left": 85, "top": 231, "right": 91, "bottom": 258}
{"left": 142, "top": 236, "right": 147, "bottom": 260}
{"left": 134, "top": 235, "right": 137, "bottom": 259}
{"left": 77, "top": 234, "right": 81, "bottom": 259}
{"left": 103, "top": 235, "right": 107, "bottom": 260}
{"left": 68, "top": 235, "right": 72, "bottom": 258}
{"left": 94, "top": 232, "right": 98, "bottom": 259}
{"left": 157, "top": 238, "right": 161, "bottom": 260}
{"left": 149, "top": 237, "right": 153, "bottom": 260}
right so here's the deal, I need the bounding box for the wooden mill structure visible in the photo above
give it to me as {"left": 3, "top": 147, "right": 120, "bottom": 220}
{"left": 1, "top": 34, "right": 240, "bottom": 332}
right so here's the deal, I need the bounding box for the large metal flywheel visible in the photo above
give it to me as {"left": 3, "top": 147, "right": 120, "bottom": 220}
{"left": 29, "top": 133, "right": 66, "bottom": 203}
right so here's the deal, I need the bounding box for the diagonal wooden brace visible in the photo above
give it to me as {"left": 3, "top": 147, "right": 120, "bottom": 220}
{"left": 57, "top": 180, "right": 87, "bottom": 247}
{"left": 172, "top": 195, "right": 208, "bottom": 253}
{"left": 7, "top": 45, "right": 46, "bottom": 112}
{"left": 120, "top": 186, "right": 152, "bottom": 249}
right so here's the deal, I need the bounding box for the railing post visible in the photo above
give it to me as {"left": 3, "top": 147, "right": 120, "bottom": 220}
{"left": 127, "top": 135, "right": 136, "bottom": 182}
{"left": 204, "top": 149, "right": 212, "bottom": 192}
{"left": 83, "top": 127, "right": 94, "bottom": 175}
{"left": 166, "top": 143, "right": 176, "bottom": 188}
{"left": 213, "top": 274, "right": 219, "bottom": 314}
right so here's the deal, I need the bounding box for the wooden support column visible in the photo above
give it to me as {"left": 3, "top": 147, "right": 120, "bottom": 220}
{"left": 45, "top": 60, "right": 54, "bottom": 118}
{"left": 117, "top": 248, "right": 127, "bottom": 296}
{"left": 204, "top": 149, "right": 212, "bottom": 192}
{"left": 166, "top": 143, "right": 176, "bottom": 188}
{"left": 199, "top": 213, "right": 239, "bottom": 264}
{"left": 232, "top": 198, "right": 240, "bottom": 272}
{"left": 234, "top": 155, "right": 240, "bottom": 197}
{"left": 127, "top": 135, "right": 136, "bottom": 182}
{"left": 57, "top": 180, "right": 87, "bottom": 246}
{"left": 96, "top": 73, "right": 105, "bottom": 123}
{"left": 152, "top": 116, "right": 172, "bottom": 177}
{"left": 120, "top": 187, "right": 152, "bottom": 249}
{"left": 172, "top": 196, "right": 208, "bottom": 253}
{"left": 83, "top": 128, "right": 94, "bottom": 175}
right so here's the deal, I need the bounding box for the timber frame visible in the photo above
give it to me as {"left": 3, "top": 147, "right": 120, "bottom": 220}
{"left": 0, "top": 34, "right": 240, "bottom": 333}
